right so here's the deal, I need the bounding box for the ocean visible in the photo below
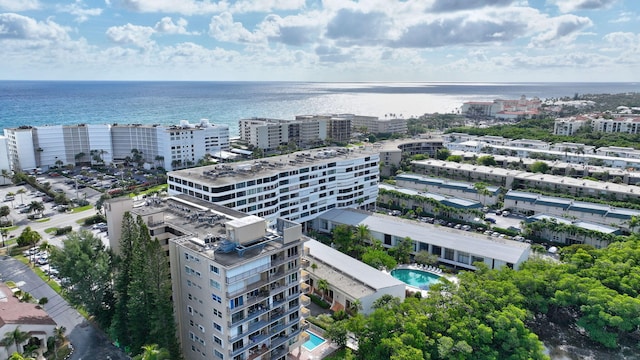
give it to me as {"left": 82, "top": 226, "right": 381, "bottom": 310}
{"left": 1, "top": 81, "right": 638, "bottom": 135}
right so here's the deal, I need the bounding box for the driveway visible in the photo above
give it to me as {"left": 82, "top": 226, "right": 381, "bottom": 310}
{"left": 0, "top": 256, "right": 129, "bottom": 360}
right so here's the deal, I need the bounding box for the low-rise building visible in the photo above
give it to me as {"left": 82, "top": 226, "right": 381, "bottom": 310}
{"left": 377, "top": 137, "right": 444, "bottom": 177}
{"left": 553, "top": 116, "right": 591, "bottom": 136}
{"left": 0, "top": 283, "right": 57, "bottom": 359}
{"left": 395, "top": 173, "right": 501, "bottom": 206}
{"left": 524, "top": 214, "right": 622, "bottom": 248}
{"left": 313, "top": 209, "right": 530, "bottom": 270}
{"left": 504, "top": 190, "right": 640, "bottom": 231}
{"left": 350, "top": 115, "right": 407, "bottom": 134}
{"left": 302, "top": 239, "right": 405, "bottom": 315}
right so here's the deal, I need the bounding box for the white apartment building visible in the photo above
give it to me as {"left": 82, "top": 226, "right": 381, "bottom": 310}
{"left": 553, "top": 116, "right": 590, "bottom": 136}
{"left": 3, "top": 120, "right": 228, "bottom": 172}
{"left": 167, "top": 148, "right": 379, "bottom": 227}
{"left": 170, "top": 215, "right": 306, "bottom": 360}
{"left": 239, "top": 116, "right": 343, "bottom": 150}
{"left": 0, "top": 136, "right": 11, "bottom": 185}
{"left": 350, "top": 115, "right": 407, "bottom": 134}
{"left": 461, "top": 96, "right": 542, "bottom": 119}
{"left": 591, "top": 116, "right": 640, "bottom": 134}
{"left": 105, "top": 194, "right": 307, "bottom": 360}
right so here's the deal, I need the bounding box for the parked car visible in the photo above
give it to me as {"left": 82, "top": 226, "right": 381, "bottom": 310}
{"left": 485, "top": 217, "right": 497, "bottom": 224}
{"left": 502, "top": 211, "right": 511, "bottom": 217}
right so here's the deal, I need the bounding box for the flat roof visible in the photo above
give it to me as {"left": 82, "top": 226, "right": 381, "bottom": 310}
{"left": 168, "top": 147, "right": 378, "bottom": 186}
{"left": 506, "top": 190, "right": 640, "bottom": 218}
{"left": 527, "top": 214, "right": 620, "bottom": 234}
{"left": 318, "top": 209, "right": 529, "bottom": 264}
{"left": 396, "top": 173, "right": 500, "bottom": 194}
{"left": 304, "top": 239, "right": 404, "bottom": 299}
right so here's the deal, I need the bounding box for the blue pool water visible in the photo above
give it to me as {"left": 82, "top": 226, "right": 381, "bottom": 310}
{"left": 303, "top": 331, "right": 326, "bottom": 351}
{"left": 391, "top": 268, "right": 441, "bottom": 290}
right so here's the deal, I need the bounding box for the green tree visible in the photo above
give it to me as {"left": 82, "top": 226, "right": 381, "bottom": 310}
{"left": 27, "top": 201, "right": 44, "bottom": 216}
{"left": 331, "top": 224, "right": 353, "bottom": 254}
{"left": 111, "top": 212, "right": 137, "bottom": 347}
{"left": 49, "top": 230, "right": 114, "bottom": 327}
{"left": 16, "top": 227, "right": 41, "bottom": 251}
{"left": 0, "top": 205, "right": 10, "bottom": 224}
{"left": 1, "top": 327, "right": 30, "bottom": 355}
{"left": 132, "top": 344, "right": 171, "bottom": 360}
{"left": 317, "top": 279, "right": 329, "bottom": 301}
{"left": 325, "top": 321, "right": 349, "bottom": 348}
{"left": 16, "top": 188, "right": 26, "bottom": 205}
{"left": 414, "top": 250, "right": 438, "bottom": 266}
{"left": 530, "top": 161, "right": 550, "bottom": 174}
{"left": 8, "top": 352, "right": 35, "bottom": 360}
{"left": 392, "top": 237, "right": 414, "bottom": 264}
{"left": 361, "top": 248, "right": 397, "bottom": 270}
{"left": 436, "top": 148, "right": 451, "bottom": 160}
{"left": 0, "top": 228, "right": 9, "bottom": 247}
{"left": 477, "top": 155, "right": 497, "bottom": 166}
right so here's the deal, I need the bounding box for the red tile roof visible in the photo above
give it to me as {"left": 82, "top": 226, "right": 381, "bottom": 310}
{"left": 0, "top": 283, "right": 57, "bottom": 327}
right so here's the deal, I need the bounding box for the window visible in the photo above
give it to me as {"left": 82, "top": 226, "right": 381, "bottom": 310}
{"left": 213, "top": 322, "right": 222, "bottom": 332}
{"left": 213, "top": 308, "right": 223, "bottom": 318}
{"left": 214, "top": 349, "right": 224, "bottom": 359}
{"left": 188, "top": 306, "right": 193, "bottom": 315}
{"left": 210, "top": 279, "right": 221, "bottom": 289}
{"left": 214, "top": 336, "right": 223, "bottom": 346}
{"left": 444, "top": 248, "right": 454, "bottom": 261}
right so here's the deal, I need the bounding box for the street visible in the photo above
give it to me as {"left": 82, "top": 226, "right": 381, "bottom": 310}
{"left": 1, "top": 180, "right": 128, "bottom": 359}
{"left": 0, "top": 257, "right": 129, "bottom": 360}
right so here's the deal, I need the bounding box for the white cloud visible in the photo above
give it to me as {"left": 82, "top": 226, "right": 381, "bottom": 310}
{"left": 208, "top": 12, "right": 263, "bottom": 43}
{"left": 0, "top": 0, "right": 41, "bottom": 11}
{"left": 117, "top": 0, "right": 228, "bottom": 16}
{"left": 548, "top": 0, "right": 618, "bottom": 13}
{"left": 0, "top": 13, "right": 69, "bottom": 41}
{"left": 106, "top": 23, "right": 155, "bottom": 49}
{"left": 230, "top": 0, "right": 306, "bottom": 13}
{"left": 528, "top": 14, "right": 592, "bottom": 48}
{"left": 57, "top": 1, "right": 103, "bottom": 23}
{"left": 154, "top": 17, "right": 196, "bottom": 35}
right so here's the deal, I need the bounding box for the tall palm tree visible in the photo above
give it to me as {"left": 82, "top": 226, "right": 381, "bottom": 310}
{"left": 317, "top": 279, "right": 329, "bottom": 302}
{"left": 1, "top": 327, "right": 30, "bottom": 355}
{"left": 0, "top": 228, "right": 9, "bottom": 247}
{"left": 16, "top": 189, "right": 26, "bottom": 205}
{"left": 348, "top": 299, "right": 362, "bottom": 315}
{"left": 133, "top": 344, "right": 171, "bottom": 360}
{"left": 52, "top": 326, "right": 66, "bottom": 360}
{"left": 6, "top": 192, "right": 15, "bottom": 208}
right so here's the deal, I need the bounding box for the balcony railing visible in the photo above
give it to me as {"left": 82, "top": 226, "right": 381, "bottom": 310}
{"left": 300, "top": 294, "right": 310, "bottom": 307}
{"left": 301, "top": 307, "right": 310, "bottom": 318}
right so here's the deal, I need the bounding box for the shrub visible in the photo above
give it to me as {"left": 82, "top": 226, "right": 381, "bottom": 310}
{"left": 55, "top": 226, "right": 73, "bottom": 236}
{"left": 309, "top": 294, "right": 331, "bottom": 309}
{"left": 83, "top": 214, "right": 106, "bottom": 226}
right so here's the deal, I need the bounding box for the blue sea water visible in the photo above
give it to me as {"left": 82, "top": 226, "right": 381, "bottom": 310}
{"left": 1, "top": 81, "right": 638, "bottom": 135}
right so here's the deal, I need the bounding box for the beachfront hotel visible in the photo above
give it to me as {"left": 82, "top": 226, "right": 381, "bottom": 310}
{"left": 105, "top": 195, "right": 308, "bottom": 360}
{"left": 167, "top": 147, "right": 380, "bottom": 227}
{"left": 3, "top": 119, "right": 229, "bottom": 172}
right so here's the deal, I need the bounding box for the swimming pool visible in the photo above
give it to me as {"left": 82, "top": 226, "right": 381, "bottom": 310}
{"left": 302, "top": 331, "right": 326, "bottom": 351}
{"left": 391, "top": 268, "right": 441, "bottom": 289}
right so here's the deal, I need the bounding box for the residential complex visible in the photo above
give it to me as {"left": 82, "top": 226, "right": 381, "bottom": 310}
{"left": 394, "top": 173, "right": 501, "bottom": 206}
{"left": 553, "top": 115, "right": 591, "bottom": 136}
{"left": 524, "top": 214, "right": 622, "bottom": 249}
{"left": 302, "top": 239, "right": 406, "bottom": 315}
{"left": 105, "top": 195, "right": 308, "bottom": 360}
{"left": 504, "top": 190, "right": 640, "bottom": 232}
{"left": 376, "top": 137, "right": 444, "bottom": 177}
{"left": 313, "top": 208, "right": 531, "bottom": 270}
{"left": 3, "top": 119, "right": 229, "bottom": 172}
{"left": 461, "top": 95, "right": 542, "bottom": 120}
{"left": 167, "top": 147, "right": 380, "bottom": 226}
{"left": 350, "top": 115, "right": 407, "bottom": 134}
{"left": 238, "top": 114, "right": 354, "bottom": 151}
{"left": 412, "top": 159, "right": 640, "bottom": 202}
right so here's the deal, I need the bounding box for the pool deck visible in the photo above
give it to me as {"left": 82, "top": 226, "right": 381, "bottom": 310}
{"left": 287, "top": 329, "right": 338, "bottom": 360}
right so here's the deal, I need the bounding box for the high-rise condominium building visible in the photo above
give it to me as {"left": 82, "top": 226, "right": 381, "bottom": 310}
{"left": 104, "top": 195, "right": 308, "bottom": 360}
{"left": 3, "top": 119, "right": 229, "bottom": 172}
{"left": 167, "top": 147, "right": 379, "bottom": 227}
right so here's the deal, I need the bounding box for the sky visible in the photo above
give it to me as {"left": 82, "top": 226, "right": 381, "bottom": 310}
{"left": 0, "top": 0, "right": 638, "bottom": 82}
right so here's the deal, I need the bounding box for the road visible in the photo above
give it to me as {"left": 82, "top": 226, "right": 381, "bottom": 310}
{"left": 1, "top": 181, "right": 128, "bottom": 359}
{"left": 0, "top": 257, "right": 129, "bottom": 360}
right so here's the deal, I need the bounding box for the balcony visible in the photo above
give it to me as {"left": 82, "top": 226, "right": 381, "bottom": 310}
{"left": 301, "top": 270, "right": 310, "bottom": 281}
{"left": 300, "top": 295, "right": 310, "bottom": 307}
{"left": 301, "top": 307, "right": 310, "bottom": 318}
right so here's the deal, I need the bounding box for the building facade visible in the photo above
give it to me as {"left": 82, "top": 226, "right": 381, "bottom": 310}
{"left": 3, "top": 120, "right": 229, "bottom": 172}
{"left": 350, "top": 115, "right": 407, "bottom": 134}
{"left": 167, "top": 148, "right": 380, "bottom": 226}
{"left": 313, "top": 208, "right": 530, "bottom": 270}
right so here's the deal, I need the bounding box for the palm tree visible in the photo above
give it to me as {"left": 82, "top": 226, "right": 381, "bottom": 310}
{"left": 27, "top": 201, "right": 44, "bottom": 216}
{"left": 1, "top": 327, "right": 30, "bottom": 355}
{"left": 154, "top": 155, "right": 165, "bottom": 169}
{"left": 6, "top": 192, "right": 15, "bottom": 208}
{"left": 474, "top": 182, "right": 491, "bottom": 205}
{"left": 74, "top": 152, "right": 86, "bottom": 165}
{"left": 1, "top": 228, "right": 9, "bottom": 247}
{"left": 133, "top": 344, "right": 171, "bottom": 360}
{"left": 0, "top": 206, "right": 10, "bottom": 226}
{"left": 16, "top": 189, "right": 26, "bottom": 205}
{"left": 317, "top": 279, "right": 329, "bottom": 302}
{"left": 51, "top": 326, "right": 66, "bottom": 360}
{"left": 348, "top": 299, "right": 362, "bottom": 315}
{"left": 37, "top": 297, "right": 48, "bottom": 308}
{"left": 8, "top": 352, "right": 36, "bottom": 360}
{"left": 352, "top": 224, "right": 371, "bottom": 257}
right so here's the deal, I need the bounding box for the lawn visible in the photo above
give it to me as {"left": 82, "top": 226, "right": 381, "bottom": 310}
{"left": 71, "top": 205, "right": 93, "bottom": 213}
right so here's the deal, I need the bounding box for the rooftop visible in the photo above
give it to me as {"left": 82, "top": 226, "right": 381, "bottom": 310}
{"left": 0, "top": 284, "right": 56, "bottom": 327}
{"left": 318, "top": 209, "right": 530, "bottom": 264}
{"left": 304, "top": 239, "right": 404, "bottom": 299}
{"left": 168, "top": 147, "right": 378, "bottom": 185}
